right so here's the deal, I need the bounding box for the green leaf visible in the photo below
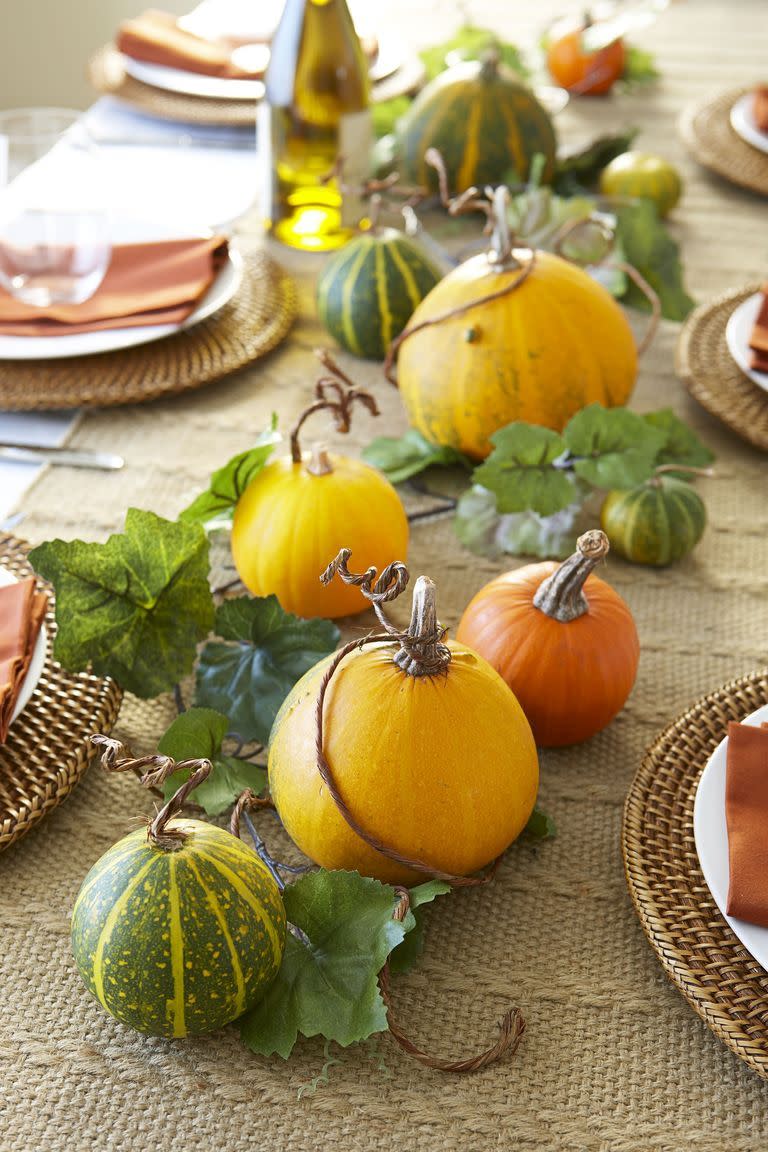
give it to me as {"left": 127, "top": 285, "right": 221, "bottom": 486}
{"left": 472, "top": 424, "right": 576, "bottom": 516}
{"left": 389, "top": 881, "right": 452, "bottom": 976}
{"left": 564, "top": 405, "right": 665, "bottom": 489}
{"left": 523, "top": 807, "right": 557, "bottom": 840}
{"left": 29, "top": 509, "right": 213, "bottom": 698}
{"left": 553, "top": 130, "right": 638, "bottom": 195}
{"left": 179, "top": 418, "right": 281, "bottom": 524}
{"left": 363, "top": 429, "right": 472, "bottom": 485}
{"left": 419, "top": 25, "right": 529, "bottom": 84}
{"left": 620, "top": 45, "right": 660, "bottom": 89}
{"left": 611, "top": 199, "right": 695, "bottom": 321}
{"left": 642, "top": 409, "right": 715, "bottom": 472}
{"left": 157, "top": 707, "right": 266, "bottom": 816}
{"left": 239, "top": 871, "right": 408, "bottom": 1058}
{"left": 194, "top": 596, "right": 340, "bottom": 744}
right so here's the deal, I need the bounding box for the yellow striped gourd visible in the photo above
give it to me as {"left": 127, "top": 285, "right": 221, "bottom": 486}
{"left": 71, "top": 820, "right": 286, "bottom": 1037}
{"left": 317, "top": 228, "right": 441, "bottom": 360}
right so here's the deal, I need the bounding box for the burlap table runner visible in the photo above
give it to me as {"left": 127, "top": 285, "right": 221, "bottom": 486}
{"left": 2, "top": 2, "right": 768, "bottom": 1149}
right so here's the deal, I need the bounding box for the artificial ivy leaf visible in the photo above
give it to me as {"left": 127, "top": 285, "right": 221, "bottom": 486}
{"left": 179, "top": 418, "right": 281, "bottom": 524}
{"left": 419, "top": 25, "right": 529, "bottom": 83}
{"left": 472, "top": 423, "right": 576, "bottom": 516}
{"left": 29, "top": 509, "right": 213, "bottom": 698}
{"left": 643, "top": 409, "right": 715, "bottom": 472}
{"left": 553, "top": 130, "right": 638, "bottom": 195}
{"left": 564, "top": 405, "right": 665, "bottom": 489}
{"left": 524, "top": 807, "right": 558, "bottom": 840}
{"left": 194, "top": 596, "right": 340, "bottom": 744}
{"left": 611, "top": 200, "right": 695, "bottom": 321}
{"left": 157, "top": 707, "right": 266, "bottom": 816}
{"left": 389, "top": 880, "right": 452, "bottom": 976}
{"left": 239, "top": 871, "right": 408, "bottom": 1058}
{"left": 620, "top": 44, "right": 660, "bottom": 89}
{"left": 363, "top": 429, "right": 471, "bottom": 485}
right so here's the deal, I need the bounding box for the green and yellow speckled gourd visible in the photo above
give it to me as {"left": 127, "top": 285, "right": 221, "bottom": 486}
{"left": 394, "top": 52, "right": 557, "bottom": 192}
{"left": 317, "top": 227, "right": 442, "bottom": 360}
{"left": 71, "top": 742, "right": 286, "bottom": 1038}
{"left": 600, "top": 473, "right": 707, "bottom": 566}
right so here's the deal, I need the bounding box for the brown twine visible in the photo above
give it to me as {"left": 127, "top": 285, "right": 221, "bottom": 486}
{"left": 90, "top": 734, "right": 212, "bottom": 851}
{"left": 289, "top": 350, "right": 379, "bottom": 466}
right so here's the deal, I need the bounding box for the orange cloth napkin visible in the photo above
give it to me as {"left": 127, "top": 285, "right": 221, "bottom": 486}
{"left": 748, "top": 282, "right": 768, "bottom": 374}
{"left": 0, "top": 235, "right": 228, "bottom": 337}
{"left": 754, "top": 86, "right": 768, "bottom": 134}
{"left": 0, "top": 578, "right": 47, "bottom": 744}
{"left": 116, "top": 9, "right": 267, "bottom": 78}
{"left": 725, "top": 720, "right": 768, "bottom": 926}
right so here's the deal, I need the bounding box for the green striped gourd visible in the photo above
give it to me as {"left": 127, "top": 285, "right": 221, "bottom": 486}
{"left": 71, "top": 819, "right": 286, "bottom": 1037}
{"left": 394, "top": 54, "right": 557, "bottom": 193}
{"left": 600, "top": 476, "right": 706, "bottom": 566}
{"left": 317, "top": 228, "right": 441, "bottom": 360}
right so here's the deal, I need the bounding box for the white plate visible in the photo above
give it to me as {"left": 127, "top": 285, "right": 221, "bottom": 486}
{"left": 0, "top": 568, "right": 47, "bottom": 727}
{"left": 724, "top": 291, "right": 768, "bottom": 393}
{"left": 730, "top": 92, "right": 768, "bottom": 156}
{"left": 122, "top": 34, "right": 402, "bottom": 100}
{"left": 0, "top": 246, "right": 242, "bottom": 362}
{"left": 693, "top": 702, "right": 768, "bottom": 974}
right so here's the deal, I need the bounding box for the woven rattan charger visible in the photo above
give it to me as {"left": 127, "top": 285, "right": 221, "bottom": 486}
{"left": 675, "top": 283, "right": 768, "bottom": 453}
{"left": 623, "top": 669, "right": 768, "bottom": 1080}
{"left": 679, "top": 87, "right": 768, "bottom": 196}
{"left": 0, "top": 535, "right": 122, "bottom": 852}
{"left": 0, "top": 250, "right": 296, "bottom": 411}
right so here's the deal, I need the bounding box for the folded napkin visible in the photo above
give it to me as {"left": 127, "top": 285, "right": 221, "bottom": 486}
{"left": 0, "top": 577, "right": 47, "bottom": 743}
{"left": 117, "top": 9, "right": 267, "bottom": 78}
{"left": 754, "top": 86, "right": 768, "bottom": 134}
{"left": 0, "top": 235, "right": 228, "bottom": 337}
{"left": 748, "top": 282, "right": 768, "bottom": 374}
{"left": 725, "top": 720, "right": 768, "bottom": 926}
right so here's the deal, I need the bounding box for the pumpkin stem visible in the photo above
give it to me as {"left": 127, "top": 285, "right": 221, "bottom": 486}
{"left": 394, "top": 575, "right": 452, "bottom": 677}
{"left": 289, "top": 350, "right": 380, "bottom": 468}
{"left": 652, "top": 464, "right": 714, "bottom": 484}
{"left": 532, "top": 529, "right": 610, "bottom": 623}
{"left": 90, "top": 734, "right": 212, "bottom": 851}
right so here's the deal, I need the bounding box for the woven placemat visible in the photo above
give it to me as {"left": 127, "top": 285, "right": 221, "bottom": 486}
{"left": 623, "top": 668, "right": 768, "bottom": 1081}
{"left": 89, "top": 45, "right": 426, "bottom": 125}
{"left": 675, "top": 283, "right": 768, "bottom": 452}
{"left": 679, "top": 87, "right": 768, "bottom": 196}
{"left": 0, "top": 250, "right": 296, "bottom": 411}
{"left": 0, "top": 535, "right": 123, "bottom": 853}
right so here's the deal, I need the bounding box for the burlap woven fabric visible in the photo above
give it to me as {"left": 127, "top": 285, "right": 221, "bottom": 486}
{"left": 2, "top": 3, "right": 768, "bottom": 1150}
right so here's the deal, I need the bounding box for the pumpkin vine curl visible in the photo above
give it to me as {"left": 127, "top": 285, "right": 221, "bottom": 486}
{"left": 289, "top": 350, "right": 379, "bottom": 475}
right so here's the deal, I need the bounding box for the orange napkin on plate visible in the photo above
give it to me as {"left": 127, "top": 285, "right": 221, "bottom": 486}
{"left": 116, "top": 9, "right": 267, "bottom": 78}
{"left": 725, "top": 720, "right": 768, "bottom": 926}
{"left": 0, "top": 578, "right": 47, "bottom": 743}
{"left": 748, "top": 282, "right": 768, "bottom": 374}
{"left": 0, "top": 235, "right": 229, "bottom": 337}
{"left": 754, "top": 86, "right": 768, "bottom": 134}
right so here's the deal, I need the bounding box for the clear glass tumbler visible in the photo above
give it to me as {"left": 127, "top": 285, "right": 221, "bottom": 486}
{"left": 0, "top": 109, "right": 111, "bottom": 307}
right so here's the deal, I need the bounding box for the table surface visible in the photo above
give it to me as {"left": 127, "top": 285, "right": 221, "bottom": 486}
{"left": 3, "top": 3, "right": 768, "bottom": 1151}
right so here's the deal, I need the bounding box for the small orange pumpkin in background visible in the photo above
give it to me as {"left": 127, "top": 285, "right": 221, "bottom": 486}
{"left": 457, "top": 530, "right": 639, "bottom": 747}
{"left": 231, "top": 356, "right": 409, "bottom": 619}
{"left": 545, "top": 14, "right": 626, "bottom": 96}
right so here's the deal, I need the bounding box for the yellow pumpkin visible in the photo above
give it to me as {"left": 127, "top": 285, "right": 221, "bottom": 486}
{"left": 396, "top": 244, "right": 638, "bottom": 460}
{"left": 269, "top": 555, "right": 539, "bottom": 885}
{"left": 231, "top": 364, "right": 409, "bottom": 619}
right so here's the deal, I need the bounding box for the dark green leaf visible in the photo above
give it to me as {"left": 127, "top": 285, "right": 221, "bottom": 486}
{"left": 363, "top": 429, "right": 472, "bottom": 485}
{"left": 29, "top": 509, "right": 213, "bottom": 697}
{"left": 611, "top": 199, "right": 695, "bottom": 321}
{"left": 179, "top": 418, "right": 281, "bottom": 524}
{"left": 157, "top": 707, "right": 266, "bottom": 816}
{"left": 194, "top": 596, "right": 340, "bottom": 744}
{"left": 642, "top": 409, "right": 715, "bottom": 473}
{"left": 239, "top": 871, "right": 408, "bottom": 1058}
{"left": 564, "top": 405, "right": 664, "bottom": 489}
{"left": 389, "top": 881, "right": 452, "bottom": 975}
{"left": 524, "top": 807, "right": 557, "bottom": 840}
{"left": 553, "top": 130, "right": 638, "bottom": 195}
{"left": 472, "top": 423, "right": 576, "bottom": 515}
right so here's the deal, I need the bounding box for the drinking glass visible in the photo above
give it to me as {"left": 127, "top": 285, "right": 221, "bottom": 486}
{"left": 0, "top": 109, "right": 111, "bottom": 307}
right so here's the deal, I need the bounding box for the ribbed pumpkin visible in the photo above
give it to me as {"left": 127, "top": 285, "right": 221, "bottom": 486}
{"left": 600, "top": 475, "right": 706, "bottom": 566}
{"left": 545, "top": 16, "right": 625, "bottom": 95}
{"left": 231, "top": 363, "right": 408, "bottom": 618}
{"left": 395, "top": 54, "right": 557, "bottom": 192}
{"left": 600, "top": 152, "right": 683, "bottom": 218}
{"left": 395, "top": 236, "right": 638, "bottom": 459}
{"left": 317, "top": 228, "right": 442, "bottom": 360}
{"left": 457, "top": 530, "right": 639, "bottom": 747}
{"left": 269, "top": 552, "right": 539, "bottom": 886}
{"left": 71, "top": 819, "right": 286, "bottom": 1037}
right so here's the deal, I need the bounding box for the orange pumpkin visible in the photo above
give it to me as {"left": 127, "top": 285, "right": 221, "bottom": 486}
{"left": 457, "top": 530, "right": 639, "bottom": 747}
{"left": 546, "top": 16, "right": 625, "bottom": 96}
